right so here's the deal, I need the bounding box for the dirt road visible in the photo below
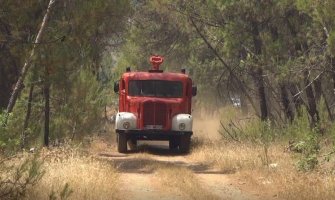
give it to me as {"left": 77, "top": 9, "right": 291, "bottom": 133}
{"left": 95, "top": 118, "right": 270, "bottom": 200}
{"left": 99, "top": 143, "right": 260, "bottom": 200}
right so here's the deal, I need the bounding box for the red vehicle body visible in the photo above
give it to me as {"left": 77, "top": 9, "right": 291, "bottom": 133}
{"left": 114, "top": 56, "right": 197, "bottom": 153}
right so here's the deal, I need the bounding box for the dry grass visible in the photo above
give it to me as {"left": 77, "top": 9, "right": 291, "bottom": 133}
{"left": 276, "top": 171, "right": 335, "bottom": 199}
{"left": 190, "top": 138, "right": 335, "bottom": 200}
{"left": 190, "top": 106, "right": 335, "bottom": 199}
{"left": 155, "top": 165, "right": 219, "bottom": 200}
{"left": 190, "top": 139, "right": 265, "bottom": 173}
{"left": 26, "top": 148, "right": 119, "bottom": 200}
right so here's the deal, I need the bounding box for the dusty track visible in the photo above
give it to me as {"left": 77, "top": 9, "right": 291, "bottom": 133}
{"left": 94, "top": 118, "right": 268, "bottom": 200}
{"left": 98, "top": 141, "right": 261, "bottom": 200}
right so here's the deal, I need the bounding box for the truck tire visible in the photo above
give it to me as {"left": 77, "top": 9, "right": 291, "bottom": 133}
{"left": 128, "top": 138, "right": 137, "bottom": 151}
{"left": 179, "top": 135, "right": 191, "bottom": 153}
{"left": 117, "top": 134, "right": 127, "bottom": 153}
{"left": 169, "top": 137, "right": 179, "bottom": 149}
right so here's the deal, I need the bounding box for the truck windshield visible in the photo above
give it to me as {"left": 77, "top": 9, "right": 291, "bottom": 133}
{"left": 129, "top": 80, "right": 183, "bottom": 98}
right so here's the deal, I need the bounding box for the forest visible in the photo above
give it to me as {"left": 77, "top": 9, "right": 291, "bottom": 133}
{"left": 1, "top": 0, "right": 335, "bottom": 199}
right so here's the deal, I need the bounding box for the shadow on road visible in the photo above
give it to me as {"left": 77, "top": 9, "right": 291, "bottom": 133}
{"left": 97, "top": 142, "right": 234, "bottom": 175}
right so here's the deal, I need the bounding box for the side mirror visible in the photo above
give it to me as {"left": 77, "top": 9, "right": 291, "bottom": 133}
{"left": 114, "top": 81, "right": 119, "bottom": 93}
{"left": 192, "top": 86, "right": 197, "bottom": 96}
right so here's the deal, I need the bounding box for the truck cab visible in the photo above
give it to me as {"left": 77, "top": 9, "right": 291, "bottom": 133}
{"left": 114, "top": 56, "right": 197, "bottom": 153}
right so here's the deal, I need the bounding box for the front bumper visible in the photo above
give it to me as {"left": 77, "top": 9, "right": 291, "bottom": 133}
{"left": 116, "top": 129, "right": 193, "bottom": 140}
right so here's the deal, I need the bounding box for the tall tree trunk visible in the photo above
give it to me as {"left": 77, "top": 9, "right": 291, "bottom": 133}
{"left": 4, "top": 0, "right": 56, "bottom": 125}
{"left": 44, "top": 70, "right": 50, "bottom": 147}
{"left": 240, "top": 92, "right": 249, "bottom": 114}
{"left": 280, "top": 83, "right": 294, "bottom": 122}
{"left": 314, "top": 77, "right": 322, "bottom": 103}
{"left": 304, "top": 71, "right": 319, "bottom": 127}
{"left": 21, "top": 84, "right": 34, "bottom": 148}
{"left": 251, "top": 21, "right": 268, "bottom": 121}
{"left": 253, "top": 68, "right": 268, "bottom": 121}
{"left": 322, "top": 90, "right": 334, "bottom": 121}
{"left": 289, "top": 84, "right": 304, "bottom": 116}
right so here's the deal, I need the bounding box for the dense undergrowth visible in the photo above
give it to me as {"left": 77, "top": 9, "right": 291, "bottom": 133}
{"left": 217, "top": 105, "right": 335, "bottom": 171}
{"left": 190, "top": 105, "right": 335, "bottom": 199}
{"left": 0, "top": 70, "right": 115, "bottom": 199}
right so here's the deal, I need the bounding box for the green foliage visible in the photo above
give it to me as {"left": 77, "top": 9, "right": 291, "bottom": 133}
{"left": 0, "top": 112, "right": 8, "bottom": 150}
{"left": 328, "top": 31, "right": 335, "bottom": 55}
{"left": 246, "top": 120, "right": 275, "bottom": 166}
{"left": 285, "top": 108, "right": 312, "bottom": 139}
{"left": 270, "top": 107, "right": 321, "bottom": 171}
{"left": 296, "top": 133, "right": 320, "bottom": 171}
{"left": 1, "top": 87, "right": 46, "bottom": 150}
{"left": 51, "top": 70, "right": 105, "bottom": 141}
{"left": 1, "top": 0, "right": 131, "bottom": 148}
{"left": 219, "top": 106, "right": 325, "bottom": 170}
{"left": 220, "top": 116, "right": 276, "bottom": 144}
{"left": 2, "top": 0, "right": 335, "bottom": 176}
{"left": 0, "top": 112, "right": 21, "bottom": 153}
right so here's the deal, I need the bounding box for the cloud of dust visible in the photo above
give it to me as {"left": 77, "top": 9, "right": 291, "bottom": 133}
{"left": 193, "top": 113, "right": 222, "bottom": 140}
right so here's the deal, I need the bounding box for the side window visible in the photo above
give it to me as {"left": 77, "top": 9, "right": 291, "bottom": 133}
{"left": 121, "top": 79, "right": 125, "bottom": 91}
{"left": 129, "top": 81, "right": 141, "bottom": 96}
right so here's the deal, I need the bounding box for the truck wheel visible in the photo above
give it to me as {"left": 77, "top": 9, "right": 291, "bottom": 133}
{"left": 169, "top": 138, "right": 179, "bottom": 149}
{"left": 128, "top": 138, "right": 137, "bottom": 151}
{"left": 117, "top": 134, "right": 127, "bottom": 153}
{"left": 179, "top": 135, "right": 191, "bottom": 153}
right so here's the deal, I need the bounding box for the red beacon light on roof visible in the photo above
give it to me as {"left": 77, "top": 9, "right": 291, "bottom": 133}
{"left": 149, "top": 55, "right": 164, "bottom": 72}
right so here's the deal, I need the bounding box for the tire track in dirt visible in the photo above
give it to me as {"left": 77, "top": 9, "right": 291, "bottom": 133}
{"left": 118, "top": 173, "right": 184, "bottom": 200}
{"left": 94, "top": 117, "right": 266, "bottom": 199}
{"left": 97, "top": 141, "right": 260, "bottom": 200}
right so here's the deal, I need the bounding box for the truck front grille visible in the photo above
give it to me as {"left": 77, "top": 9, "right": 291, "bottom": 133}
{"left": 143, "top": 102, "right": 167, "bottom": 129}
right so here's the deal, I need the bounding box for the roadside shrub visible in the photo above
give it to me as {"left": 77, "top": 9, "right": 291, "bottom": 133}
{"left": 284, "top": 108, "right": 312, "bottom": 140}
{"left": 295, "top": 133, "right": 320, "bottom": 171}
{"left": 281, "top": 108, "right": 321, "bottom": 171}
{"left": 0, "top": 155, "right": 44, "bottom": 200}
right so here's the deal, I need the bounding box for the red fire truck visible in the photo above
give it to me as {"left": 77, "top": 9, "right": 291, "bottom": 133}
{"left": 114, "top": 56, "right": 197, "bottom": 153}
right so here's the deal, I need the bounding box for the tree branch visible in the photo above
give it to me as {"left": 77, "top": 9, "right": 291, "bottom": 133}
{"left": 189, "top": 16, "right": 260, "bottom": 117}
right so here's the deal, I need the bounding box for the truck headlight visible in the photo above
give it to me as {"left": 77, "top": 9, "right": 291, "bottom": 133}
{"left": 179, "top": 123, "right": 186, "bottom": 130}
{"left": 116, "top": 112, "right": 137, "bottom": 130}
{"left": 123, "top": 122, "right": 130, "bottom": 129}
{"left": 172, "top": 114, "right": 193, "bottom": 132}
